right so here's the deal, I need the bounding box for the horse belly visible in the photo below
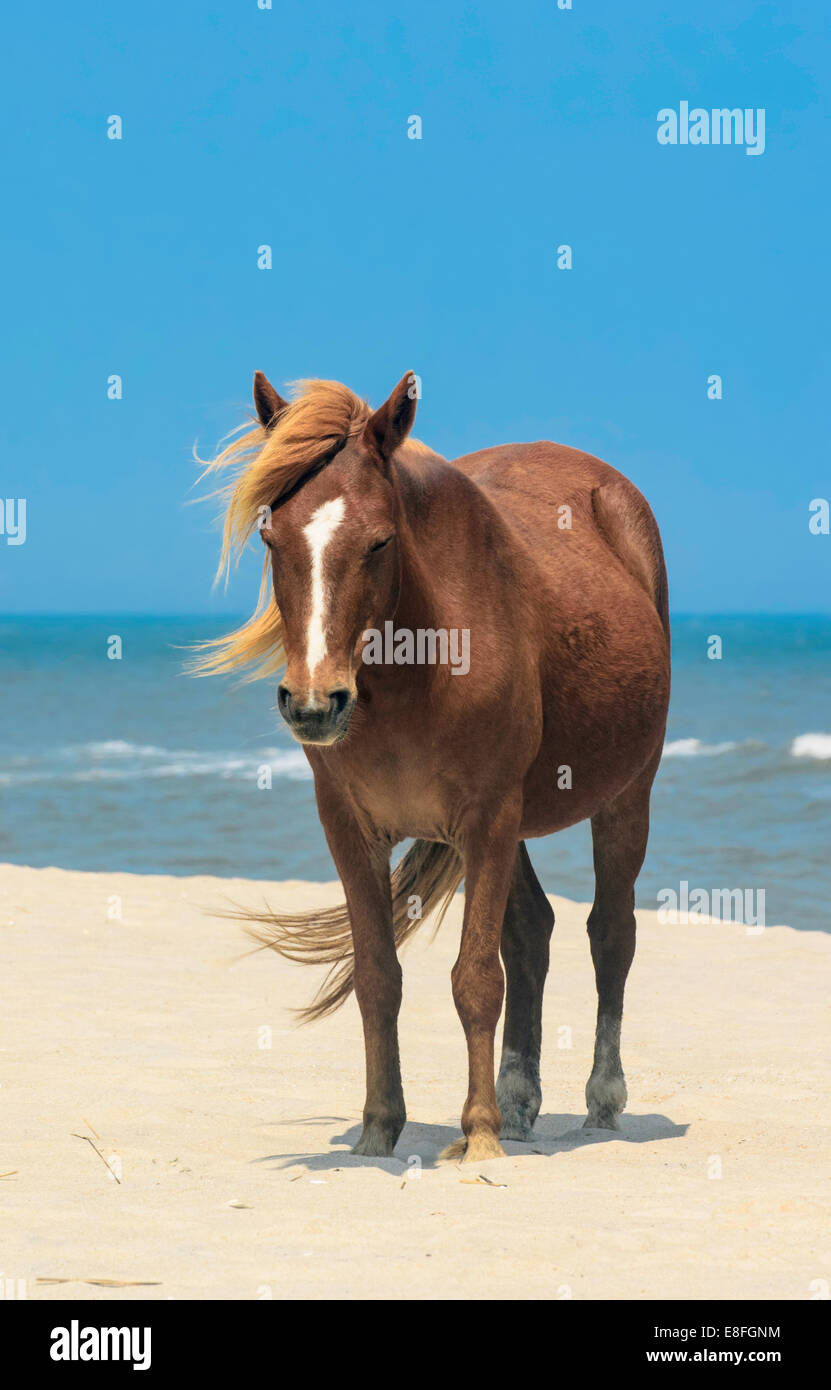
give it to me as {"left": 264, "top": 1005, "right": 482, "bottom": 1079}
{"left": 520, "top": 618, "right": 669, "bottom": 836}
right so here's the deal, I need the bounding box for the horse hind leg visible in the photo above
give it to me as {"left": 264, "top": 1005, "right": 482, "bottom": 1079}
{"left": 496, "top": 843, "right": 554, "bottom": 1141}
{"left": 584, "top": 763, "right": 656, "bottom": 1130}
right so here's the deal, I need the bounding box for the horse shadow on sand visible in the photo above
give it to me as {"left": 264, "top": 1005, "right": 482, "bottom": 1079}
{"left": 252, "top": 1111, "right": 688, "bottom": 1176}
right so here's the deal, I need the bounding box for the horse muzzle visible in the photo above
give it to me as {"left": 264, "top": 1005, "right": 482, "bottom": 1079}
{"left": 277, "top": 682, "right": 355, "bottom": 745}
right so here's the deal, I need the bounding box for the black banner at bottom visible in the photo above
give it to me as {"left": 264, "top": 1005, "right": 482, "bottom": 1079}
{"left": 0, "top": 1297, "right": 823, "bottom": 1376}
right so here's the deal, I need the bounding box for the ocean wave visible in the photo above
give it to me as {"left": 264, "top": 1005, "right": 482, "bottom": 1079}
{"left": 663, "top": 738, "right": 739, "bottom": 757}
{"left": 82, "top": 740, "right": 168, "bottom": 758}
{"left": 5, "top": 733, "right": 828, "bottom": 787}
{"left": 791, "top": 733, "right": 831, "bottom": 761}
{"left": 0, "top": 743, "right": 312, "bottom": 786}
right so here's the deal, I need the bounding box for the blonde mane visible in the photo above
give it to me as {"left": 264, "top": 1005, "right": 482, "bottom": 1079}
{"left": 190, "top": 379, "right": 371, "bottom": 680}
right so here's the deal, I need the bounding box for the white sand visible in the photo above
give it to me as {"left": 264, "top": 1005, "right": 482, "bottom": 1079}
{"left": 1, "top": 862, "right": 829, "bottom": 1301}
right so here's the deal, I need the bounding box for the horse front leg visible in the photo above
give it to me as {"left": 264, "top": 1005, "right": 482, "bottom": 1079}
{"left": 443, "top": 799, "right": 522, "bottom": 1164}
{"left": 351, "top": 882, "right": 406, "bottom": 1158}
{"left": 317, "top": 790, "right": 404, "bottom": 1158}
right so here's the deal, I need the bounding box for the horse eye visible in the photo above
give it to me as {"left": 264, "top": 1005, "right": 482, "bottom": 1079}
{"left": 368, "top": 535, "right": 393, "bottom": 554}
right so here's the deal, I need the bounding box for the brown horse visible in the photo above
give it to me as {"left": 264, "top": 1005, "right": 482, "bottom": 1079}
{"left": 194, "top": 371, "right": 670, "bottom": 1163}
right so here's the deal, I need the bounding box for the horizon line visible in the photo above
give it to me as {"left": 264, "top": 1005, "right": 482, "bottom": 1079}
{"left": 2, "top": 610, "right": 831, "bottom": 622}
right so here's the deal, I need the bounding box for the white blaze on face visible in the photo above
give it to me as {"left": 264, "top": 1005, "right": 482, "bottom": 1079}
{"left": 302, "top": 496, "right": 345, "bottom": 678}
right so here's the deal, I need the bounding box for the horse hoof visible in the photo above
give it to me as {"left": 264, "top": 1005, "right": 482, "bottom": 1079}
{"left": 583, "top": 1111, "right": 621, "bottom": 1131}
{"left": 441, "top": 1131, "right": 506, "bottom": 1162}
{"left": 500, "top": 1122, "right": 534, "bottom": 1142}
{"left": 439, "top": 1135, "right": 468, "bottom": 1160}
{"left": 464, "top": 1131, "right": 506, "bottom": 1162}
{"left": 496, "top": 1057, "right": 541, "bottom": 1142}
{"left": 351, "top": 1122, "right": 398, "bottom": 1157}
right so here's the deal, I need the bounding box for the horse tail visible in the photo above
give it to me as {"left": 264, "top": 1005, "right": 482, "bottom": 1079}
{"left": 239, "top": 839, "right": 463, "bottom": 1023}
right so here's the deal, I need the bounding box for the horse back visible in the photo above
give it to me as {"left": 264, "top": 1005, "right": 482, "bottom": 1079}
{"left": 452, "top": 441, "right": 669, "bottom": 634}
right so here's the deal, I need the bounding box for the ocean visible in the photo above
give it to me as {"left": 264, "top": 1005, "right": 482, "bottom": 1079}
{"left": 1, "top": 615, "right": 829, "bottom": 931}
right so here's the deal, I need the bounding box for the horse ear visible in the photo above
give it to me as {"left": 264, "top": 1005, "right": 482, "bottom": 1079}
{"left": 253, "top": 371, "right": 289, "bottom": 431}
{"left": 363, "top": 372, "right": 418, "bottom": 465}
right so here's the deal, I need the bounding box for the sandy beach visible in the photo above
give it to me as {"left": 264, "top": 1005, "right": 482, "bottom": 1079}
{"left": 1, "top": 861, "right": 829, "bottom": 1301}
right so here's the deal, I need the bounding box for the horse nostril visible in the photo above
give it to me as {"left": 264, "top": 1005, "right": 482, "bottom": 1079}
{"left": 277, "top": 684, "right": 293, "bottom": 719}
{"left": 328, "top": 688, "right": 351, "bottom": 719}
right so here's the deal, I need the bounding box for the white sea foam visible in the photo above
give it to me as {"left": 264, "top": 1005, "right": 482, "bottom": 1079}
{"left": 0, "top": 744, "right": 312, "bottom": 786}
{"left": 663, "top": 738, "right": 738, "bottom": 758}
{"left": 790, "top": 733, "right": 831, "bottom": 761}
{"left": 83, "top": 740, "right": 167, "bottom": 758}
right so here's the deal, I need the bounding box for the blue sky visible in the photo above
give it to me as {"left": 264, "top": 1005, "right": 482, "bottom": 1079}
{"left": 1, "top": 0, "right": 828, "bottom": 614}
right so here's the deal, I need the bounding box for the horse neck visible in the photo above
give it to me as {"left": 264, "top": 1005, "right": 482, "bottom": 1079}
{"left": 389, "top": 445, "right": 510, "bottom": 629}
